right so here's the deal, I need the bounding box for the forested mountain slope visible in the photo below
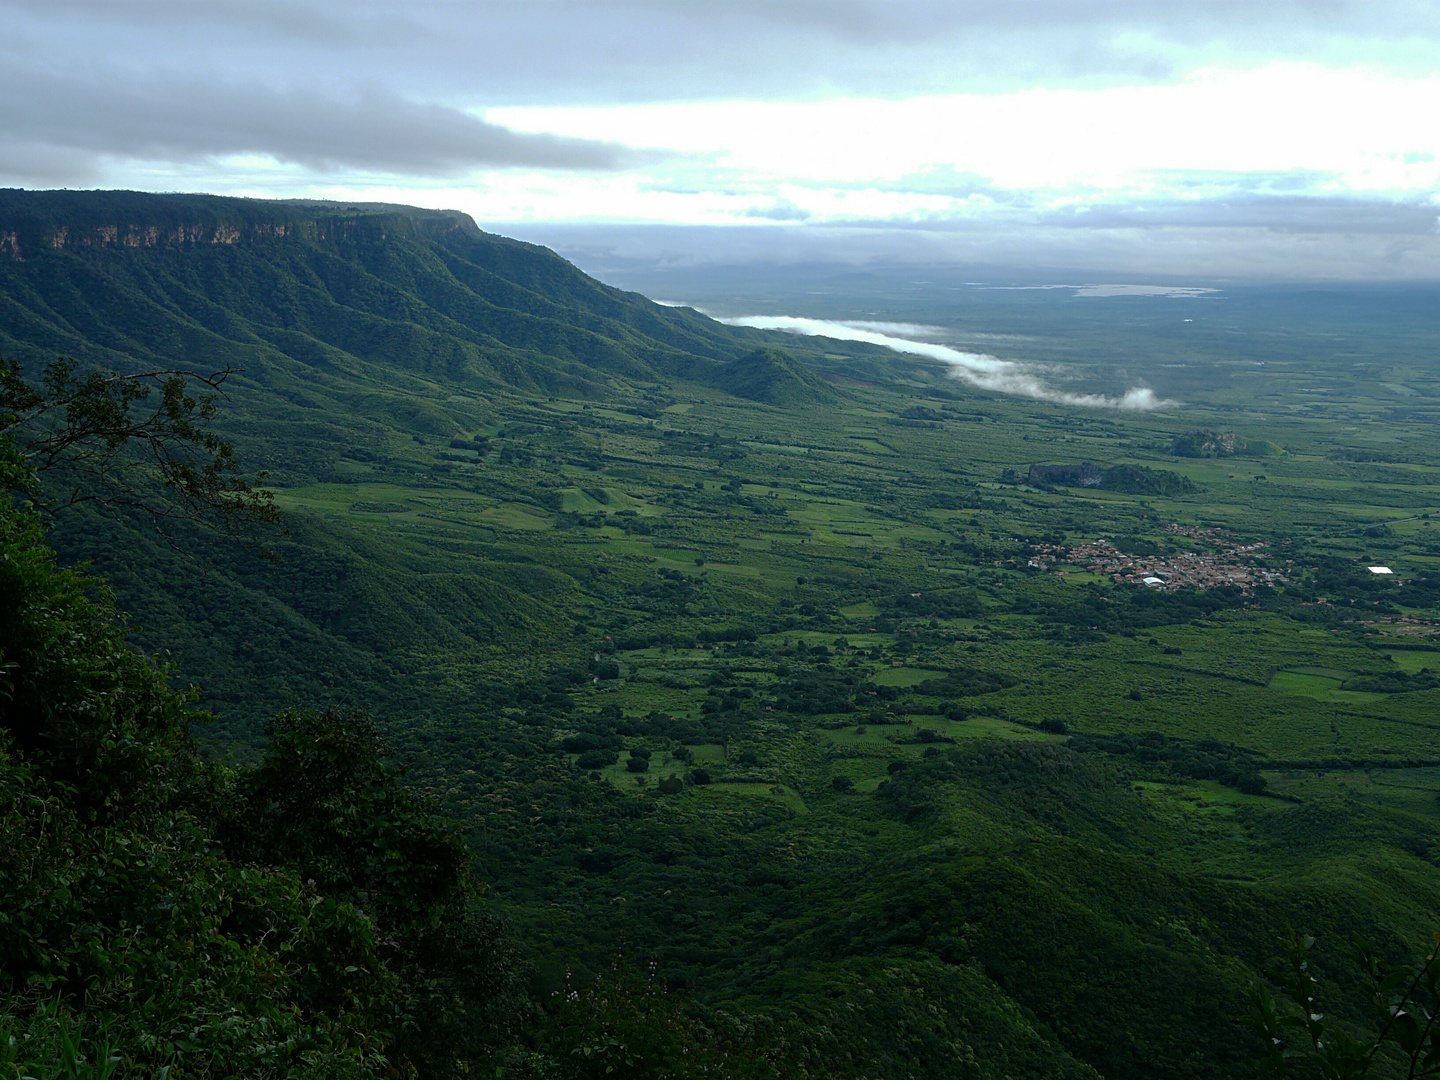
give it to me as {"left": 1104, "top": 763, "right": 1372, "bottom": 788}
{"left": 0, "top": 188, "right": 857, "bottom": 736}
{"left": 4, "top": 191, "right": 1440, "bottom": 1079}
{"left": 0, "top": 189, "right": 854, "bottom": 479}
{"left": 0, "top": 189, "right": 779, "bottom": 389}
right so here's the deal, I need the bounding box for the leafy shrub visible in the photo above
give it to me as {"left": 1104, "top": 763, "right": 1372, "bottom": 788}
{"left": 577, "top": 749, "right": 619, "bottom": 770}
{"left": 1342, "top": 669, "right": 1440, "bottom": 693}
{"left": 917, "top": 667, "right": 1018, "bottom": 697}
{"left": 697, "top": 626, "right": 759, "bottom": 643}
{"left": 1252, "top": 930, "right": 1440, "bottom": 1079}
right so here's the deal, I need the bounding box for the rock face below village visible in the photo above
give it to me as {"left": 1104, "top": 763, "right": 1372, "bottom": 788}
{"left": 1028, "top": 462, "right": 1102, "bottom": 486}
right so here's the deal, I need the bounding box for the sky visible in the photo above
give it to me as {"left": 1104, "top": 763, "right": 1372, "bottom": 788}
{"left": 4, "top": 0, "right": 1440, "bottom": 279}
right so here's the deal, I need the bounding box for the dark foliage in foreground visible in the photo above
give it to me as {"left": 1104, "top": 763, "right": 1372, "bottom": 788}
{"left": 0, "top": 456, "right": 793, "bottom": 1076}
{"left": 1253, "top": 931, "right": 1440, "bottom": 1079}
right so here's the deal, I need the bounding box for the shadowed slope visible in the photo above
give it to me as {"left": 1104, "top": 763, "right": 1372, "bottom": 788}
{"left": 0, "top": 190, "right": 836, "bottom": 404}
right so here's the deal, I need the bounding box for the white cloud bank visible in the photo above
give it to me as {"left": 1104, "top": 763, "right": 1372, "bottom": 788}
{"left": 4, "top": 0, "right": 1437, "bottom": 280}
{"left": 487, "top": 64, "right": 1440, "bottom": 210}
{"left": 469, "top": 61, "right": 1440, "bottom": 278}
{"left": 716, "top": 315, "right": 1175, "bottom": 410}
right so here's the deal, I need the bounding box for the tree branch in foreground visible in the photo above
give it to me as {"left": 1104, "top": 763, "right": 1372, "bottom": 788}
{"left": 0, "top": 356, "right": 278, "bottom": 538}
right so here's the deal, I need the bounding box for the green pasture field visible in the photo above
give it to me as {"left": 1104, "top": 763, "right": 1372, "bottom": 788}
{"left": 1387, "top": 650, "right": 1440, "bottom": 672}
{"left": 869, "top": 666, "right": 938, "bottom": 686}
{"left": 1268, "top": 669, "right": 1348, "bottom": 697}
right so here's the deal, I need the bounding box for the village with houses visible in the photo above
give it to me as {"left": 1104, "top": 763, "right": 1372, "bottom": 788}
{"left": 1026, "top": 524, "right": 1290, "bottom": 592}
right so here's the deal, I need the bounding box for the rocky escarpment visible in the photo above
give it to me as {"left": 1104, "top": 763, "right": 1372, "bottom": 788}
{"left": 0, "top": 189, "right": 478, "bottom": 260}
{"left": 1028, "top": 462, "right": 1102, "bottom": 486}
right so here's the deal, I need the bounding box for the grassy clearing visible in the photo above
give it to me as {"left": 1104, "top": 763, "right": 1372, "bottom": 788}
{"left": 870, "top": 666, "right": 938, "bottom": 687}
{"left": 1386, "top": 651, "right": 1440, "bottom": 673}
{"left": 1133, "top": 779, "right": 1281, "bottom": 816}
{"left": 1268, "top": 670, "right": 1345, "bottom": 697}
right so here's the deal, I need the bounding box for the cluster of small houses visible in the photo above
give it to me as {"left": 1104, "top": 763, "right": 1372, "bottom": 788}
{"left": 1026, "top": 524, "right": 1289, "bottom": 593}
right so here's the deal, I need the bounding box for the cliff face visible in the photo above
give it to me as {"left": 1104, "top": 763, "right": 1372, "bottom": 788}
{"left": 1028, "top": 462, "right": 1102, "bottom": 486}
{"left": 0, "top": 189, "right": 481, "bottom": 260}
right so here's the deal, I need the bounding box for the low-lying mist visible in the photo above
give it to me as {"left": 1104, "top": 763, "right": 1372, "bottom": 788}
{"left": 716, "top": 314, "right": 1174, "bottom": 410}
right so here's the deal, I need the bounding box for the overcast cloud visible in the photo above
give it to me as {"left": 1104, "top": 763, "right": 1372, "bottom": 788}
{"left": 0, "top": 67, "right": 629, "bottom": 176}
{"left": 2, "top": 0, "right": 1438, "bottom": 279}
{"left": 8, "top": 1, "right": 1440, "bottom": 101}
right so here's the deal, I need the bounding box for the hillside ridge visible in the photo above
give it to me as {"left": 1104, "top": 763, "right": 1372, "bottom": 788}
{"left": 0, "top": 188, "right": 481, "bottom": 254}
{"left": 0, "top": 189, "right": 850, "bottom": 407}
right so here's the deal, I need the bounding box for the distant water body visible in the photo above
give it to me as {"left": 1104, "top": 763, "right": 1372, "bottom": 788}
{"left": 715, "top": 314, "right": 1171, "bottom": 411}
